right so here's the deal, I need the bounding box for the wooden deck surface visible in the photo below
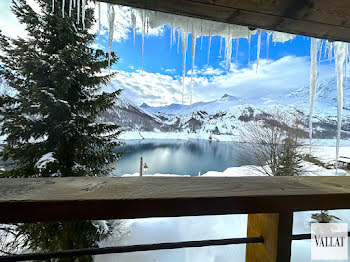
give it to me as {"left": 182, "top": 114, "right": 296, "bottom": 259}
{"left": 1, "top": 176, "right": 350, "bottom": 223}
{"left": 100, "top": 0, "right": 350, "bottom": 43}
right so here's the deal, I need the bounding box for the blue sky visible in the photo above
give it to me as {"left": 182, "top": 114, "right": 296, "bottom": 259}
{"left": 109, "top": 28, "right": 311, "bottom": 74}
{"left": 1, "top": 1, "right": 336, "bottom": 106}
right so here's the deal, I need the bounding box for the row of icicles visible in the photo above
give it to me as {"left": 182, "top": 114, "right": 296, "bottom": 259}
{"left": 53, "top": 0, "right": 348, "bottom": 170}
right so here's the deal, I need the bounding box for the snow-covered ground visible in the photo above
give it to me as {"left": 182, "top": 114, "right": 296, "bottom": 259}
{"left": 95, "top": 145, "right": 350, "bottom": 262}
{"left": 121, "top": 145, "right": 350, "bottom": 177}
{"left": 96, "top": 210, "right": 350, "bottom": 262}
{"left": 120, "top": 130, "right": 350, "bottom": 146}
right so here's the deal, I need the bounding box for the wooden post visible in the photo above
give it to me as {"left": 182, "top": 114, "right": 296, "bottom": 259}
{"left": 140, "top": 157, "right": 143, "bottom": 177}
{"left": 246, "top": 212, "right": 293, "bottom": 262}
{"left": 276, "top": 212, "right": 293, "bottom": 262}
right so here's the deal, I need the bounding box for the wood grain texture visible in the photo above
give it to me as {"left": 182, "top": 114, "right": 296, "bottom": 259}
{"left": 100, "top": 0, "right": 350, "bottom": 42}
{"left": 246, "top": 212, "right": 293, "bottom": 262}
{"left": 246, "top": 213, "right": 279, "bottom": 262}
{"left": 1, "top": 176, "right": 350, "bottom": 223}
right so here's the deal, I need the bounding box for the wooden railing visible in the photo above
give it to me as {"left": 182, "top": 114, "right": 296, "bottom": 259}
{"left": 1, "top": 176, "right": 350, "bottom": 261}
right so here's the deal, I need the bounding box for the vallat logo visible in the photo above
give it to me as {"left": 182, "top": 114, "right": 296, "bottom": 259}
{"left": 311, "top": 223, "right": 348, "bottom": 260}
{"left": 314, "top": 235, "right": 346, "bottom": 247}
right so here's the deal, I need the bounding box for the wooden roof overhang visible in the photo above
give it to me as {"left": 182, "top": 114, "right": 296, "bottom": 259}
{"left": 100, "top": 0, "right": 350, "bottom": 43}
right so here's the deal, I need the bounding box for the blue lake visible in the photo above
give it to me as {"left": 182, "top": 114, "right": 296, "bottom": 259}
{"left": 114, "top": 139, "right": 256, "bottom": 176}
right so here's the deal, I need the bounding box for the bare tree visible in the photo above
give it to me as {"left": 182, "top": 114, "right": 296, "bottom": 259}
{"left": 239, "top": 109, "right": 307, "bottom": 176}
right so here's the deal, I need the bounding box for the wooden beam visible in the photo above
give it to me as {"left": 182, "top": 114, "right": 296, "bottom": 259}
{"left": 246, "top": 213, "right": 279, "bottom": 262}
{"left": 100, "top": 0, "right": 350, "bottom": 42}
{"left": 1, "top": 176, "right": 350, "bottom": 223}
{"left": 246, "top": 212, "right": 293, "bottom": 262}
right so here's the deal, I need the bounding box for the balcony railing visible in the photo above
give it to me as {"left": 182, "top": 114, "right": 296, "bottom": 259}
{"left": 1, "top": 176, "right": 350, "bottom": 262}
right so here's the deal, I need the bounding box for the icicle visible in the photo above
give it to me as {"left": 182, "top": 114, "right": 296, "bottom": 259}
{"left": 219, "top": 37, "right": 222, "bottom": 57}
{"left": 62, "top": 0, "right": 65, "bottom": 18}
{"left": 170, "top": 27, "right": 173, "bottom": 51}
{"left": 73, "top": 0, "right": 76, "bottom": 8}
{"left": 181, "top": 32, "right": 188, "bottom": 106}
{"left": 346, "top": 47, "right": 349, "bottom": 83}
{"left": 224, "top": 25, "right": 232, "bottom": 74}
{"left": 177, "top": 30, "right": 180, "bottom": 54}
{"left": 170, "top": 27, "right": 174, "bottom": 51}
{"left": 266, "top": 32, "right": 272, "bottom": 59}
{"left": 235, "top": 38, "right": 239, "bottom": 65}
{"left": 324, "top": 40, "right": 329, "bottom": 58}
{"left": 172, "top": 27, "right": 176, "bottom": 47}
{"left": 131, "top": 9, "right": 136, "bottom": 45}
{"left": 248, "top": 31, "right": 251, "bottom": 65}
{"left": 107, "top": 4, "right": 115, "bottom": 68}
{"left": 225, "top": 36, "right": 232, "bottom": 74}
{"left": 141, "top": 10, "right": 146, "bottom": 72}
{"left": 146, "top": 16, "right": 149, "bottom": 38}
{"left": 190, "top": 32, "right": 197, "bottom": 106}
{"left": 256, "top": 30, "right": 261, "bottom": 72}
{"left": 69, "top": 0, "right": 72, "bottom": 17}
{"left": 77, "top": 0, "right": 80, "bottom": 24}
{"left": 207, "top": 32, "right": 212, "bottom": 65}
{"left": 52, "top": 0, "right": 55, "bottom": 13}
{"left": 328, "top": 42, "right": 334, "bottom": 63}
{"left": 170, "top": 17, "right": 174, "bottom": 51}
{"left": 82, "top": 0, "right": 86, "bottom": 29}
{"left": 272, "top": 32, "right": 295, "bottom": 43}
{"left": 334, "top": 42, "right": 347, "bottom": 172}
{"left": 309, "top": 38, "right": 318, "bottom": 151}
{"left": 317, "top": 40, "right": 324, "bottom": 66}
{"left": 346, "top": 51, "right": 348, "bottom": 84}
{"left": 200, "top": 20, "right": 203, "bottom": 50}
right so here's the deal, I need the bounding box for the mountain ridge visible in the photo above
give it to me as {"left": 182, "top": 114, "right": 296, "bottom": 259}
{"left": 105, "top": 76, "right": 350, "bottom": 140}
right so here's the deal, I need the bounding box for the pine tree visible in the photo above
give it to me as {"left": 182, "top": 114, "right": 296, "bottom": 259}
{"left": 276, "top": 137, "right": 303, "bottom": 176}
{"left": 0, "top": 0, "right": 122, "bottom": 258}
{"left": 0, "top": 0, "right": 122, "bottom": 177}
{"left": 311, "top": 210, "right": 341, "bottom": 223}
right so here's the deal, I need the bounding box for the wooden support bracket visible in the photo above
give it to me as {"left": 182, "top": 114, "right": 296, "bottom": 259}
{"left": 246, "top": 212, "right": 293, "bottom": 262}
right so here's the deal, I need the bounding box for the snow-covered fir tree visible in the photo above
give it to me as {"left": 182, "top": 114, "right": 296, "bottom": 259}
{"left": 0, "top": 0, "right": 122, "bottom": 177}
{"left": 0, "top": 0, "right": 122, "bottom": 258}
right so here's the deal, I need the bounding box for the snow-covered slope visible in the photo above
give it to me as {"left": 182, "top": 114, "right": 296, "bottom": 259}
{"left": 143, "top": 78, "right": 350, "bottom": 117}
{"left": 103, "top": 96, "right": 177, "bottom": 132}
{"left": 107, "top": 77, "right": 350, "bottom": 140}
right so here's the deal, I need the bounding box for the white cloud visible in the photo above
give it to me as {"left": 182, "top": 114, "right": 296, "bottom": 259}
{"left": 201, "top": 66, "right": 224, "bottom": 76}
{"left": 104, "top": 70, "right": 184, "bottom": 107}
{"left": 188, "top": 66, "right": 224, "bottom": 77}
{"left": 164, "top": 68, "right": 176, "bottom": 74}
{"left": 105, "top": 56, "right": 335, "bottom": 107}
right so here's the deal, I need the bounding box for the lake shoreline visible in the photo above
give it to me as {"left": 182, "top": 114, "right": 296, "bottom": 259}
{"left": 115, "top": 139, "right": 350, "bottom": 177}
{"left": 119, "top": 131, "right": 350, "bottom": 147}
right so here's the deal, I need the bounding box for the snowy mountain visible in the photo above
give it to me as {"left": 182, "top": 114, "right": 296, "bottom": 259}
{"left": 140, "top": 101, "right": 212, "bottom": 115}
{"left": 106, "top": 77, "right": 350, "bottom": 140}
{"left": 103, "top": 96, "right": 177, "bottom": 133}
